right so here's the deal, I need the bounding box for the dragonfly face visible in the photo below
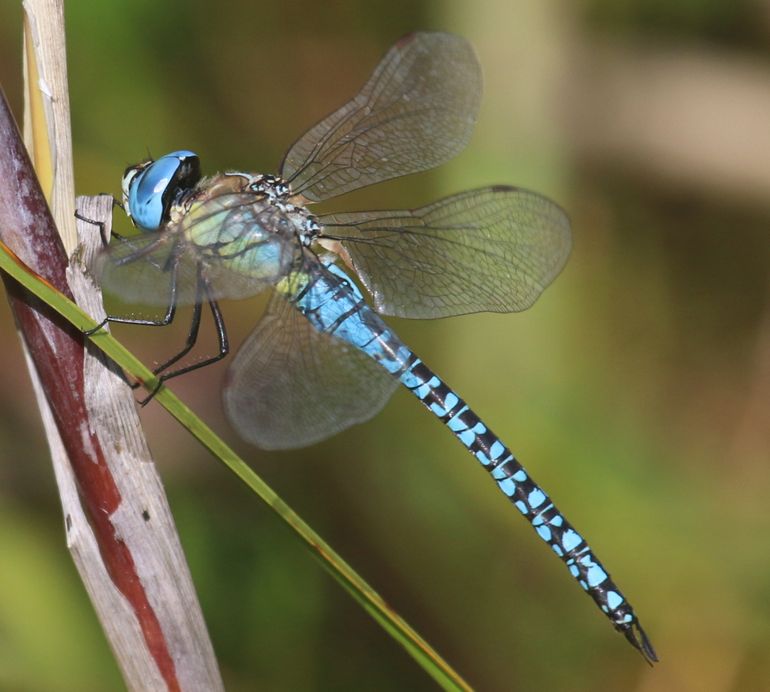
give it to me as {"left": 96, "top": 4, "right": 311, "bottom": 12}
{"left": 122, "top": 150, "right": 201, "bottom": 231}
{"left": 96, "top": 32, "right": 655, "bottom": 662}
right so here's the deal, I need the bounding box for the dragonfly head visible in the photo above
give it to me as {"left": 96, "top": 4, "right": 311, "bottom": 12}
{"left": 122, "top": 150, "right": 201, "bottom": 232}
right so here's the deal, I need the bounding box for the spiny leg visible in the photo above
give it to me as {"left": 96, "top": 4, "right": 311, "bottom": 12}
{"left": 85, "top": 242, "right": 181, "bottom": 338}
{"left": 75, "top": 196, "right": 123, "bottom": 247}
{"left": 138, "top": 276, "right": 229, "bottom": 404}
{"left": 77, "top": 199, "right": 229, "bottom": 400}
{"left": 146, "top": 273, "right": 205, "bottom": 377}
{"left": 83, "top": 228, "right": 184, "bottom": 337}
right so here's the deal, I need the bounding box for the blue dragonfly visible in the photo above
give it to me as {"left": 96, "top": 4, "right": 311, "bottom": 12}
{"left": 98, "top": 32, "right": 656, "bottom": 662}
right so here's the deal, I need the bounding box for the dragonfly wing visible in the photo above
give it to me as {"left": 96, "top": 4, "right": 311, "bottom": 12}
{"left": 95, "top": 191, "right": 299, "bottom": 306}
{"left": 279, "top": 32, "right": 481, "bottom": 202}
{"left": 318, "top": 186, "right": 572, "bottom": 319}
{"left": 94, "top": 232, "right": 204, "bottom": 307}
{"left": 223, "top": 289, "right": 398, "bottom": 450}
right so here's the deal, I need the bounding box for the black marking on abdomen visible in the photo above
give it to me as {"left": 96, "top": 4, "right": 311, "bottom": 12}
{"left": 397, "top": 353, "right": 656, "bottom": 663}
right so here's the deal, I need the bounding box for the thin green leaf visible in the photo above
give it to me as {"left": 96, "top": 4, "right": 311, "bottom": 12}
{"left": 0, "top": 239, "right": 471, "bottom": 692}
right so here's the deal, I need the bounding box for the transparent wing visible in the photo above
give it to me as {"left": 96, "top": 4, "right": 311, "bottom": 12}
{"left": 223, "top": 289, "right": 398, "bottom": 450}
{"left": 318, "top": 186, "right": 572, "bottom": 319}
{"left": 94, "top": 232, "right": 202, "bottom": 307}
{"left": 95, "top": 192, "right": 298, "bottom": 306}
{"left": 280, "top": 32, "right": 481, "bottom": 202}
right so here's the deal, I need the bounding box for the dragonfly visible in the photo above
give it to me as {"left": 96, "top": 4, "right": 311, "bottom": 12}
{"left": 97, "top": 31, "right": 656, "bottom": 662}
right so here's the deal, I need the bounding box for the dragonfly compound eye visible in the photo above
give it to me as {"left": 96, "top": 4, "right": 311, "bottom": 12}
{"left": 123, "top": 150, "right": 201, "bottom": 232}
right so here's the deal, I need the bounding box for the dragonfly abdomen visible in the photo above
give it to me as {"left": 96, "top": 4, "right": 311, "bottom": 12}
{"left": 290, "top": 258, "right": 656, "bottom": 661}
{"left": 398, "top": 356, "right": 656, "bottom": 661}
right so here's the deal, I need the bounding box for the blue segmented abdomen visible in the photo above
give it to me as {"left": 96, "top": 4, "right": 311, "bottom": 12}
{"left": 288, "top": 258, "right": 656, "bottom": 662}
{"left": 398, "top": 357, "right": 654, "bottom": 654}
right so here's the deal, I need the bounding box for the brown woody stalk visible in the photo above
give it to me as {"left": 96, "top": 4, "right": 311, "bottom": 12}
{"left": 0, "top": 1, "right": 224, "bottom": 689}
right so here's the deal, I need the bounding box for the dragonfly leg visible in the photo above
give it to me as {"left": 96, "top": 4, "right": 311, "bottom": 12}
{"left": 147, "top": 291, "right": 203, "bottom": 377}
{"left": 75, "top": 196, "right": 123, "bottom": 246}
{"left": 83, "top": 260, "right": 179, "bottom": 343}
{"left": 84, "top": 250, "right": 180, "bottom": 390}
{"left": 138, "top": 279, "right": 229, "bottom": 405}
{"left": 81, "top": 214, "right": 181, "bottom": 339}
{"left": 94, "top": 268, "right": 179, "bottom": 330}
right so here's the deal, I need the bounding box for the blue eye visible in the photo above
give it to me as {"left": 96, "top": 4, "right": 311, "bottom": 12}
{"left": 122, "top": 150, "right": 201, "bottom": 231}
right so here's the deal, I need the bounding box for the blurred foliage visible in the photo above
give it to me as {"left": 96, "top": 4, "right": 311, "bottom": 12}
{"left": 1, "top": 1, "right": 769, "bottom": 690}
{"left": 583, "top": 0, "right": 770, "bottom": 49}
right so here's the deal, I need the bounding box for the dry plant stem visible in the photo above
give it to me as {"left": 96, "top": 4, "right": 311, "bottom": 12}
{"left": 0, "top": 92, "right": 224, "bottom": 691}
{"left": 76, "top": 196, "right": 226, "bottom": 692}
{"left": 7, "top": 4, "right": 471, "bottom": 689}
{"left": 13, "top": 1, "right": 224, "bottom": 689}
{"left": 22, "top": 0, "right": 76, "bottom": 252}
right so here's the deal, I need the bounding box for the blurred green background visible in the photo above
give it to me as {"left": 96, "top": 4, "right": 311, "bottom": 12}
{"left": 1, "top": 1, "right": 769, "bottom": 690}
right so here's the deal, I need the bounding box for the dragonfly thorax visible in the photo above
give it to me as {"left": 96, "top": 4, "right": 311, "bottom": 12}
{"left": 155, "top": 170, "right": 319, "bottom": 287}
{"left": 216, "top": 170, "right": 320, "bottom": 246}
{"left": 238, "top": 172, "right": 291, "bottom": 201}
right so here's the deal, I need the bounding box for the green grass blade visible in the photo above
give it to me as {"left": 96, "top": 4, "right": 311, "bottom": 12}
{"left": 0, "top": 239, "right": 471, "bottom": 692}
